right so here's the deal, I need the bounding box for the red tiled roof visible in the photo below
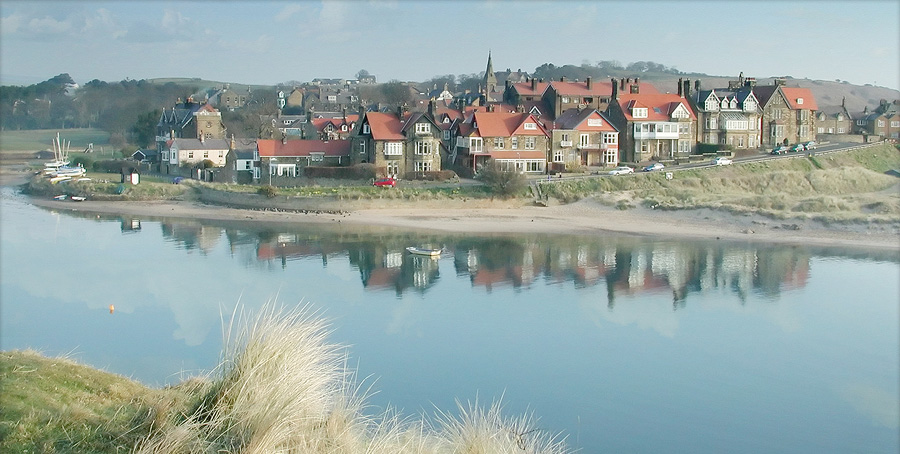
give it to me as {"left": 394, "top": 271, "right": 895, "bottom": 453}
{"left": 780, "top": 87, "right": 818, "bottom": 110}
{"left": 473, "top": 112, "right": 548, "bottom": 137}
{"left": 616, "top": 93, "right": 697, "bottom": 121}
{"left": 311, "top": 115, "right": 359, "bottom": 132}
{"left": 364, "top": 112, "right": 405, "bottom": 140}
{"left": 511, "top": 81, "right": 550, "bottom": 97}
{"left": 257, "top": 139, "right": 351, "bottom": 157}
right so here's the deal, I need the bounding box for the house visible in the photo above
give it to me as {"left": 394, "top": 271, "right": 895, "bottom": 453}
{"left": 605, "top": 78, "right": 697, "bottom": 163}
{"left": 208, "top": 84, "right": 250, "bottom": 111}
{"left": 688, "top": 75, "right": 762, "bottom": 150}
{"left": 855, "top": 107, "right": 899, "bottom": 140}
{"left": 550, "top": 108, "right": 620, "bottom": 168}
{"left": 227, "top": 137, "right": 259, "bottom": 184}
{"left": 257, "top": 139, "right": 352, "bottom": 181}
{"left": 162, "top": 137, "right": 230, "bottom": 174}
{"left": 451, "top": 107, "right": 550, "bottom": 174}
{"left": 504, "top": 78, "right": 551, "bottom": 108}
{"left": 156, "top": 97, "right": 227, "bottom": 160}
{"left": 815, "top": 98, "right": 853, "bottom": 136}
{"left": 545, "top": 77, "right": 657, "bottom": 120}
{"left": 304, "top": 113, "right": 359, "bottom": 141}
{"left": 350, "top": 107, "right": 444, "bottom": 179}
{"left": 131, "top": 148, "right": 159, "bottom": 164}
{"left": 752, "top": 80, "right": 817, "bottom": 147}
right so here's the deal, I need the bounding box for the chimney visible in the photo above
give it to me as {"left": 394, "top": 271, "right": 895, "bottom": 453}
{"left": 586, "top": 76, "right": 593, "bottom": 90}
{"left": 684, "top": 79, "right": 691, "bottom": 98}
{"left": 230, "top": 134, "right": 235, "bottom": 150}
{"left": 531, "top": 78, "right": 537, "bottom": 90}
{"left": 516, "top": 104, "right": 524, "bottom": 113}
{"left": 397, "top": 105, "right": 403, "bottom": 117}
{"left": 282, "top": 135, "right": 287, "bottom": 145}
{"left": 694, "top": 80, "right": 701, "bottom": 93}
{"left": 841, "top": 96, "right": 845, "bottom": 108}
{"left": 611, "top": 78, "right": 618, "bottom": 101}
{"left": 487, "top": 104, "right": 494, "bottom": 112}
{"left": 630, "top": 82, "right": 639, "bottom": 94}
{"left": 560, "top": 76, "right": 566, "bottom": 82}
{"left": 620, "top": 78, "right": 625, "bottom": 90}
{"left": 635, "top": 77, "right": 640, "bottom": 86}
{"left": 677, "top": 78, "right": 683, "bottom": 97}
{"left": 427, "top": 99, "right": 435, "bottom": 118}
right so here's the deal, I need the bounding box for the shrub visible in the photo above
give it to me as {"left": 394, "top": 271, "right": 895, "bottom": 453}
{"left": 92, "top": 159, "right": 128, "bottom": 173}
{"left": 475, "top": 160, "right": 527, "bottom": 198}
{"left": 257, "top": 185, "right": 277, "bottom": 198}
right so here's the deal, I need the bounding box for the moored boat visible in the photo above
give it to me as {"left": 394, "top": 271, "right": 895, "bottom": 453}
{"left": 406, "top": 246, "right": 443, "bottom": 257}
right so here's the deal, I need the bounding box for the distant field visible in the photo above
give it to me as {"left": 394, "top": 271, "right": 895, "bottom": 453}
{"left": 0, "top": 128, "right": 111, "bottom": 152}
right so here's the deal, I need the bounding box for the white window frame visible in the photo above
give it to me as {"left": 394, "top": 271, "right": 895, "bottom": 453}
{"left": 587, "top": 118, "right": 603, "bottom": 127}
{"left": 415, "top": 123, "right": 431, "bottom": 134}
{"left": 524, "top": 137, "right": 536, "bottom": 150}
{"left": 603, "top": 133, "right": 617, "bottom": 144}
{"left": 414, "top": 161, "right": 433, "bottom": 172}
{"left": 384, "top": 142, "right": 403, "bottom": 155}
{"left": 363, "top": 124, "right": 370, "bottom": 134}
{"left": 470, "top": 137, "right": 483, "bottom": 152}
{"left": 579, "top": 133, "right": 590, "bottom": 147}
{"left": 415, "top": 141, "right": 432, "bottom": 155}
{"left": 632, "top": 108, "right": 647, "bottom": 118}
{"left": 494, "top": 137, "right": 504, "bottom": 149}
{"left": 553, "top": 150, "right": 564, "bottom": 162}
{"left": 511, "top": 137, "right": 518, "bottom": 149}
{"left": 524, "top": 122, "right": 537, "bottom": 130}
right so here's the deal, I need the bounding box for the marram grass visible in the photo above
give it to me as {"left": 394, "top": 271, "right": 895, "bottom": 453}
{"left": 133, "top": 303, "right": 570, "bottom": 454}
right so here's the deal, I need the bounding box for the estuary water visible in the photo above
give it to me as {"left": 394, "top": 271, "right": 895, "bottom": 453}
{"left": 1, "top": 186, "right": 898, "bottom": 453}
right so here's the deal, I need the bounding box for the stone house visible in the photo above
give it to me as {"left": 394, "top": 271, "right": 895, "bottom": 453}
{"left": 350, "top": 107, "right": 444, "bottom": 179}
{"left": 450, "top": 107, "right": 550, "bottom": 174}
{"left": 605, "top": 79, "right": 697, "bottom": 163}
{"left": 162, "top": 137, "right": 230, "bottom": 175}
{"left": 550, "top": 108, "right": 620, "bottom": 168}
{"left": 815, "top": 98, "right": 853, "bottom": 135}
{"left": 688, "top": 77, "right": 762, "bottom": 150}
{"left": 156, "top": 97, "right": 227, "bottom": 156}
{"left": 752, "top": 81, "right": 817, "bottom": 147}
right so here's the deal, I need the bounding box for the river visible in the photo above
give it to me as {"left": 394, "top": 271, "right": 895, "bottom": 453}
{"left": 1, "top": 186, "right": 898, "bottom": 453}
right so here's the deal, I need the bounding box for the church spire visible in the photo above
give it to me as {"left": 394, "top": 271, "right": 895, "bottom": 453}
{"left": 482, "top": 51, "right": 498, "bottom": 103}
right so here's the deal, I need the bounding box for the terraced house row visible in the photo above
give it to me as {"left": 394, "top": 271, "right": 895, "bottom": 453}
{"left": 153, "top": 54, "right": 829, "bottom": 182}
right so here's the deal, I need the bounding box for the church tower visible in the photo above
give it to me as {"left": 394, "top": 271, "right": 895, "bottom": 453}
{"left": 482, "top": 51, "right": 499, "bottom": 103}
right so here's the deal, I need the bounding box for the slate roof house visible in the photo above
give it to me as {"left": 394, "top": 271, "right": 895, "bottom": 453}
{"left": 688, "top": 75, "right": 762, "bottom": 150}
{"left": 256, "top": 139, "right": 352, "bottom": 181}
{"left": 816, "top": 98, "right": 853, "bottom": 136}
{"left": 156, "top": 98, "right": 226, "bottom": 158}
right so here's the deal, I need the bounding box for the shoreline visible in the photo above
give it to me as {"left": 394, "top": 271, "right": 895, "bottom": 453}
{"left": 4, "top": 166, "right": 898, "bottom": 251}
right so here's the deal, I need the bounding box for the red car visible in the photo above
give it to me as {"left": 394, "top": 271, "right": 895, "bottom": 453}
{"left": 373, "top": 177, "right": 396, "bottom": 188}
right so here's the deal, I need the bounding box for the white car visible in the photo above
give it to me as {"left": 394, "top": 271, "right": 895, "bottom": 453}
{"left": 608, "top": 166, "right": 634, "bottom": 176}
{"left": 713, "top": 157, "right": 733, "bottom": 166}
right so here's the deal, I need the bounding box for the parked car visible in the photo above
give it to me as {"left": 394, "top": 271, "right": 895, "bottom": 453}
{"left": 608, "top": 166, "right": 634, "bottom": 176}
{"left": 802, "top": 141, "right": 817, "bottom": 150}
{"left": 643, "top": 162, "right": 665, "bottom": 172}
{"left": 790, "top": 143, "right": 805, "bottom": 152}
{"left": 713, "top": 157, "right": 733, "bottom": 166}
{"left": 770, "top": 146, "right": 789, "bottom": 155}
{"left": 373, "top": 177, "right": 396, "bottom": 187}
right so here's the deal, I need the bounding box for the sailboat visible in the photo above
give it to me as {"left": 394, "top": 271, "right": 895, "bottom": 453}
{"left": 44, "top": 132, "right": 85, "bottom": 180}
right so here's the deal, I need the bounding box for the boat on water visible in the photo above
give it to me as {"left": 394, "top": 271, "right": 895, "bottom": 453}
{"left": 406, "top": 246, "right": 443, "bottom": 257}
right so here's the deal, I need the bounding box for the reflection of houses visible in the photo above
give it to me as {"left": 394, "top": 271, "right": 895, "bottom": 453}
{"left": 160, "top": 223, "right": 222, "bottom": 255}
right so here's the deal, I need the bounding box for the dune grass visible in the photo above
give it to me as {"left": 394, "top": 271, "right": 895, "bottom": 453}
{"left": 540, "top": 143, "right": 900, "bottom": 223}
{"left": 2, "top": 304, "right": 569, "bottom": 453}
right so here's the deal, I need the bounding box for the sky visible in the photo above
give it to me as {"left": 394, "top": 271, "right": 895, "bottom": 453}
{"left": 1, "top": 0, "right": 898, "bottom": 90}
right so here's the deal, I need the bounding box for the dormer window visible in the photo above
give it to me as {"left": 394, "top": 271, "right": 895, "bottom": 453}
{"left": 524, "top": 122, "right": 537, "bottom": 130}
{"left": 341, "top": 125, "right": 348, "bottom": 131}
{"left": 730, "top": 99, "right": 737, "bottom": 109}
{"left": 632, "top": 108, "right": 648, "bottom": 118}
{"left": 363, "top": 124, "right": 370, "bottom": 134}
{"left": 797, "top": 98, "right": 804, "bottom": 105}
{"left": 721, "top": 99, "right": 728, "bottom": 109}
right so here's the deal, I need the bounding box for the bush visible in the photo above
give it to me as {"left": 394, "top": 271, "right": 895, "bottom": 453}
{"left": 257, "top": 185, "right": 277, "bottom": 198}
{"left": 303, "top": 164, "right": 376, "bottom": 180}
{"left": 92, "top": 159, "right": 128, "bottom": 173}
{"left": 475, "top": 160, "right": 527, "bottom": 198}
{"left": 69, "top": 154, "right": 94, "bottom": 169}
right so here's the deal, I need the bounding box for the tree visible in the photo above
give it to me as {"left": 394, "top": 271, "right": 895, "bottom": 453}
{"left": 380, "top": 80, "right": 413, "bottom": 107}
{"left": 131, "top": 109, "right": 160, "bottom": 147}
{"left": 474, "top": 159, "right": 527, "bottom": 198}
{"left": 356, "top": 69, "right": 370, "bottom": 80}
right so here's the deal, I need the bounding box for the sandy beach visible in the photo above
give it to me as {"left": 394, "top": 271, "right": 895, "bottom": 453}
{"left": 2, "top": 161, "right": 897, "bottom": 251}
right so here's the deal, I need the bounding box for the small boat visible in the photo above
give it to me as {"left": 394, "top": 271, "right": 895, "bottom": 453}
{"left": 406, "top": 246, "right": 443, "bottom": 257}
{"left": 70, "top": 196, "right": 86, "bottom": 202}
{"left": 52, "top": 194, "right": 67, "bottom": 200}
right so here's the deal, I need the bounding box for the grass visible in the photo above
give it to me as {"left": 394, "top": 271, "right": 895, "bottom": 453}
{"left": 0, "top": 128, "right": 111, "bottom": 152}
{"left": 539, "top": 143, "right": 900, "bottom": 223}
{"left": 3, "top": 305, "right": 570, "bottom": 454}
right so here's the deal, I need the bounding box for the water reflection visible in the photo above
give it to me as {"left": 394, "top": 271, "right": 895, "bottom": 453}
{"left": 114, "top": 219, "right": 831, "bottom": 304}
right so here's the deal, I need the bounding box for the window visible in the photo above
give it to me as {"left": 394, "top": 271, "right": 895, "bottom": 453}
{"left": 892, "top": 121, "right": 900, "bottom": 128}
{"left": 203, "top": 151, "right": 209, "bottom": 158}
{"left": 799, "top": 125, "right": 809, "bottom": 138}
{"left": 470, "top": 137, "right": 483, "bottom": 152}
{"left": 511, "top": 137, "right": 518, "bottom": 149}
{"left": 561, "top": 97, "right": 569, "bottom": 103}
{"left": 705, "top": 98, "right": 718, "bottom": 111}
{"left": 415, "top": 141, "right": 433, "bottom": 155}
{"left": 672, "top": 107, "right": 688, "bottom": 119}
{"left": 737, "top": 137, "right": 744, "bottom": 148}
{"left": 796, "top": 98, "right": 803, "bottom": 105}
{"left": 494, "top": 137, "right": 504, "bottom": 149}
{"left": 773, "top": 110, "right": 782, "bottom": 120}
{"left": 706, "top": 117, "right": 717, "bottom": 129}
{"left": 877, "top": 120, "right": 885, "bottom": 127}
{"left": 524, "top": 122, "right": 537, "bottom": 130}
{"left": 386, "top": 162, "right": 399, "bottom": 176}
{"left": 679, "top": 123, "right": 690, "bottom": 134}
{"left": 561, "top": 133, "right": 570, "bottom": 143}
{"left": 800, "top": 110, "right": 809, "bottom": 121}
{"left": 744, "top": 100, "right": 756, "bottom": 112}
{"left": 587, "top": 118, "right": 603, "bottom": 127}
{"left": 327, "top": 95, "right": 337, "bottom": 102}
{"left": 553, "top": 150, "right": 564, "bottom": 162}
{"left": 384, "top": 142, "right": 403, "bottom": 155}
{"left": 603, "top": 133, "right": 617, "bottom": 144}
{"left": 443, "top": 130, "right": 450, "bottom": 140}
{"left": 837, "top": 127, "right": 845, "bottom": 133}
{"left": 359, "top": 142, "right": 366, "bottom": 154}
{"left": 188, "top": 151, "right": 194, "bottom": 159}
{"left": 633, "top": 108, "right": 648, "bottom": 118}
{"left": 415, "top": 123, "right": 431, "bottom": 134}
{"left": 341, "top": 125, "right": 347, "bottom": 131}
{"left": 817, "top": 127, "right": 825, "bottom": 134}
{"left": 245, "top": 161, "right": 251, "bottom": 170}
{"left": 311, "top": 153, "right": 324, "bottom": 162}
{"left": 580, "top": 134, "right": 590, "bottom": 147}
{"left": 414, "top": 161, "right": 432, "bottom": 172}
{"left": 524, "top": 137, "right": 536, "bottom": 150}
{"left": 678, "top": 140, "right": 691, "bottom": 153}
{"left": 363, "top": 124, "right": 370, "bottom": 134}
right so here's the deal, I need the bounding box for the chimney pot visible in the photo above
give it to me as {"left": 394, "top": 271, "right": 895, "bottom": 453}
{"left": 586, "top": 76, "right": 593, "bottom": 89}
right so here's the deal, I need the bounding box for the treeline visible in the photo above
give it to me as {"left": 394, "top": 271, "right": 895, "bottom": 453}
{"left": 0, "top": 74, "right": 199, "bottom": 146}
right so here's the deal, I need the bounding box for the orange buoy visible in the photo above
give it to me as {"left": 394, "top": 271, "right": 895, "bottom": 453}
{"left": 109, "top": 304, "right": 115, "bottom": 314}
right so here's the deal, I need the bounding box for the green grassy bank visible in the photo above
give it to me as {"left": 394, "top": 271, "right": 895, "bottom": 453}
{"left": 1, "top": 307, "right": 568, "bottom": 454}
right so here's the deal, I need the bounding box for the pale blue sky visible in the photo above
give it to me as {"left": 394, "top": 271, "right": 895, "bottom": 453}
{"left": 2, "top": 0, "right": 898, "bottom": 90}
